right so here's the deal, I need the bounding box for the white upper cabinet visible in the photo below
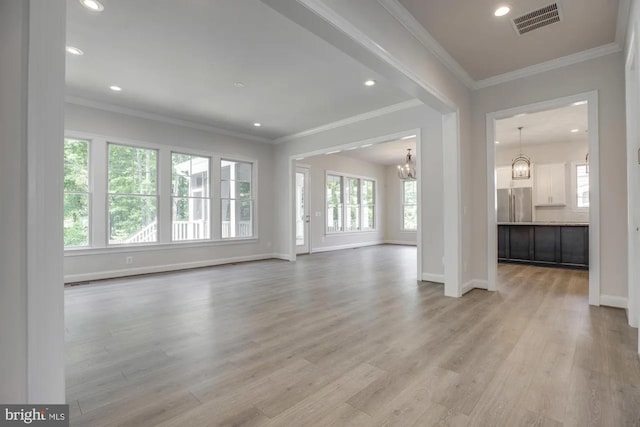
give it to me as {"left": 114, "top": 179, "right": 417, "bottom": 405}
{"left": 534, "top": 163, "right": 566, "bottom": 206}
{"left": 496, "top": 166, "right": 533, "bottom": 189}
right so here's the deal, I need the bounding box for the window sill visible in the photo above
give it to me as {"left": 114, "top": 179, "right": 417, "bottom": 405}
{"left": 64, "top": 237, "right": 260, "bottom": 256}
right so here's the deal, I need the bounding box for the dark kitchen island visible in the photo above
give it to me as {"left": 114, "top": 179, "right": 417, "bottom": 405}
{"left": 497, "top": 223, "right": 589, "bottom": 269}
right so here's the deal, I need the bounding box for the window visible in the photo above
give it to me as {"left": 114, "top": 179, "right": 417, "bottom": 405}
{"left": 362, "top": 179, "right": 375, "bottom": 230}
{"left": 402, "top": 180, "right": 417, "bottom": 230}
{"left": 326, "top": 173, "right": 376, "bottom": 233}
{"left": 345, "top": 177, "right": 361, "bottom": 231}
{"left": 326, "top": 174, "right": 343, "bottom": 232}
{"left": 63, "top": 138, "right": 90, "bottom": 247}
{"left": 108, "top": 143, "right": 158, "bottom": 244}
{"left": 172, "top": 153, "right": 211, "bottom": 241}
{"left": 221, "top": 159, "right": 253, "bottom": 238}
{"left": 576, "top": 164, "right": 589, "bottom": 208}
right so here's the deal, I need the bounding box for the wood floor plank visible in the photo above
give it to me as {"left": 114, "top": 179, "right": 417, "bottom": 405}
{"left": 64, "top": 246, "right": 640, "bottom": 426}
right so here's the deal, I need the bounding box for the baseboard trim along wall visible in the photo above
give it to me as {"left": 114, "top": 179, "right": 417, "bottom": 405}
{"left": 312, "top": 241, "right": 384, "bottom": 253}
{"left": 64, "top": 253, "right": 284, "bottom": 283}
{"left": 599, "top": 294, "right": 628, "bottom": 309}
{"left": 462, "top": 279, "right": 489, "bottom": 295}
{"left": 421, "top": 273, "right": 445, "bottom": 283}
{"left": 383, "top": 240, "right": 418, "bottom": 246}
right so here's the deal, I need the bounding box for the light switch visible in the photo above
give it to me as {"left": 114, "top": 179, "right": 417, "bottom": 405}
{"left": 315, "top": 211, "right": 321, "bottom": 217}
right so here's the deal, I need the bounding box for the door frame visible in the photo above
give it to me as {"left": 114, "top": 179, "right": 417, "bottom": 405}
{"left": 295, "top": 165, "right": 311, "bottom": 254}
{"left": 625, "top": 26, "right": 640, "bottom": 329}
{"left": 486, "top": 91, "right": 600, "bottom": 305}
{"left": 286, "top": 115, "right": 463, "bottom": 298}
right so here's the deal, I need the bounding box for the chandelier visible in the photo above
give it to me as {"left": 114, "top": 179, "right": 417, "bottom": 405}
{"left": 397, "top": 148, "right": 416, "bottom": 180}
{"left": 512, "top": 126, "right": 531, "bottom": 180}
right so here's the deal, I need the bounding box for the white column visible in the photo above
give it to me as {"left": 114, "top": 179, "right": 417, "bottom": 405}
{"left": 0, "top": 0, "right": 66, "bottom": 403}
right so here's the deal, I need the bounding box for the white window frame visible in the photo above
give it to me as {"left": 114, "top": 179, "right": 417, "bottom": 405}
{"left": 220, "top": 157, "right": 256, "bottom": 240}
{"left": 401, "top": 179, "right": 418, "bottom": 231}
{"left": 171, "top": 151, "right": 212, "bottom": 242}
{"left": 63, "top": 137, "right": 92, "bottom": 248}
{"left": 361, "top": 179, "right": 376, "bottom": 231}
{"left": 572, "top": 162, "right": 590, "bottom": 211}
{"left": 106, "top": 141, "right": 160, "bottom": 246}
{"left": 63, "top": 130, "right": 259, "bottom": 255}
{"left": 325, "top": 170, "right": 377, "bottom": 235}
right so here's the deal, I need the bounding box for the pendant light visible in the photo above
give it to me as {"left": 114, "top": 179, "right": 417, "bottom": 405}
{"left": 397, "top": 148, "right": 417, "bottom": 180}
{"left": 512, "top": 126, "right": 531, "bottom": 180}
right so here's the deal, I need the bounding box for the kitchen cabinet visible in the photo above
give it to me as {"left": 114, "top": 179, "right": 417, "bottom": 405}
{"left": 497, "top": 224, "right": 588, "bottom": 269}
{"left": 496, "top": 166, "right": 532, "bottom": 189}
{"left": 534, "top": 163, "right": 566, "bottom": 206}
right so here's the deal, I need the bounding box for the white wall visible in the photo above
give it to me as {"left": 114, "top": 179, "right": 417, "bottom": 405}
{"left": 0, "top": 0, "right": 66, "bottom": 403}
{"left": 297, "top": 154, "right": 386, "bottom": 251}
{"left": 384, "top": 166, "right": 417, "bottom": 245}
{"left": 64, "top": 103, "right": 278, "bottom": 282}
{"left": 472, "top": 53, "right": 628, "bottom": 299}
{"left": 496, "top": 140, "right": 590, "bottom": 223}
{"left": 274, "top": 103, "right": 445, "bottom": 280}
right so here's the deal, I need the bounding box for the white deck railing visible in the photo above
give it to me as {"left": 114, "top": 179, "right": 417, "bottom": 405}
{"left": 123, "top": 220, "right": 250, "bottom": 243}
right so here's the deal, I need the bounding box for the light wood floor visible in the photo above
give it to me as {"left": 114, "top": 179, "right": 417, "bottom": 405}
{"left": 65, "top": 245, "right": 640, "bottom": 426}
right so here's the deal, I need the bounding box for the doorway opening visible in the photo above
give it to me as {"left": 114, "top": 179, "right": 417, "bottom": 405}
{"left": 486, "top": 92, "right": 600, "bottom": 305}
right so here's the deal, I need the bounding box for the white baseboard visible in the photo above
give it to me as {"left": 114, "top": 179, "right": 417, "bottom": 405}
{"left": 64, "top": 253, "right": 281, "bottom": 283}
{"left": 384, "top": 240, "right": 417, "bottom": 246}
{"left": 273, "top": 253, "right": 291, "bottom": 261}
{"left": 472, "top": 279, "right": 489, "bottom": 290}
{"left": 462, "top": 279, "right": 489, "bottom": 295}
{"left": 421, "top": 273, "right": 444, "bottom": 283}
{"left": 599, "top": 294, "right": 628, "bottom": 309}
{"left": 312, "top": 241, "right": 383, "bottom": 253}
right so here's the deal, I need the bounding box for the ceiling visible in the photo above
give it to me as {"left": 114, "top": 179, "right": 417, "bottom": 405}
{"left": 398, "top": 0, "right": 619, "bottom": 80}
{"left": 65, "top": 0, "right": 411, "bottom": 140}
{"left": 339, "top": 137, "right": 416, "bottom": 166}
{"left": 495, "top": 103, "right": 588, "bottom": 147}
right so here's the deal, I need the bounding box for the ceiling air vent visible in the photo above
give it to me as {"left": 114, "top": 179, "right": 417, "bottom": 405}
{"left": 512, "top": 2, "right": 563, "bottom": 35}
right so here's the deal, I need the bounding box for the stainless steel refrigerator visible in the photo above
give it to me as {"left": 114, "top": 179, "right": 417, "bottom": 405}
{"left": 497, "top": 187, "right": 532, "bottom": 223}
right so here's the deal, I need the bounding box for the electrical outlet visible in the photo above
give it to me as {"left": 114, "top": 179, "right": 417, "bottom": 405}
{"left": 126, "top": 256, "right": 133, "bottom": 265}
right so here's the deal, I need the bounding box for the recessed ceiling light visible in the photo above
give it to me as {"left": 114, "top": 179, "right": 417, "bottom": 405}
{"left": 234, "top": 82, "right": 245, "bottom": 88}
{"left": 326, "top": 150, "right": 341, "bottom": 155}
{"left": 253, "top": 122, "right": 262, "bottom": 127}
{"left": 109, "top": 85, "right": 122, "bottom": 92}
{"left": 360, "top": 144, "right": 373, "bottom": 148}
{"left": 66, "top": 46, "right": 84, "bottom": 56}
{"left": 572, "top": 100, "right": 588, "bottom": 106}
{"left": 571, "top": 129, "right": 579, "bottom": 133}
{"left": 80, "top": 0, "right": 104, "bottom": 12}
{"left": 364, "top": 79, "right": 376, "bottom": 87}
{"left": 494, "top": 6, "right": 510, "bottom": 17}
{"left": 495, "top": 141, "right": 500, "bottom": 144}
{"left": 401, "top": 135, "right": 417, "bottom": 140}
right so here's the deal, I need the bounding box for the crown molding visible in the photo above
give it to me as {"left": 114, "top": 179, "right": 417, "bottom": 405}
{"left": 377, "top": 0, "right": 475, "bottom": 89}
{"left": 274, "top": 99, "right": 422, "bottom": 143}
{"left": 473, "top": 42, "right": 622, "bottom": 90}
{"left": 64, "top": 96, "right": 274, "bottom": 144}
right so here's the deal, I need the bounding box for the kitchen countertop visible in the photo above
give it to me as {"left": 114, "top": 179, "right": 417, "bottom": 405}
{"left": 497, "top": 222, "right": 589, "bottom": 226}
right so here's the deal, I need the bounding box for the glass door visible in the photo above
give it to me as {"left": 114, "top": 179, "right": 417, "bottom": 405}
{"left": 296, "top": 167, "right": 310, "bottom": 254}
